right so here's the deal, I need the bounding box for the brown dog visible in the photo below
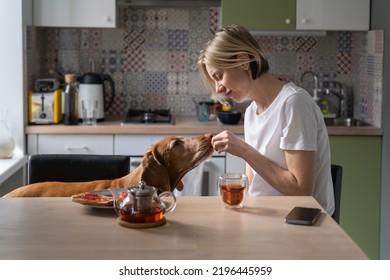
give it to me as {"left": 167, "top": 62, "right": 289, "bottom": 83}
{"left": 3, "top": 133, "right": 214, "bottom": 197}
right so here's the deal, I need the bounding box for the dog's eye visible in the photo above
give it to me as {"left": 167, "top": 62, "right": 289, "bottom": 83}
{"left": 170, "top": 138, "right": 184, "bottom": 148}
{"left": 174, "top": 137, "right": 184, "bottom": 143}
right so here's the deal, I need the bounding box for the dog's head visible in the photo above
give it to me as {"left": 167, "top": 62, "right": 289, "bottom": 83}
{"left": 140, "top": 133, "right": 214, "bottom": 193}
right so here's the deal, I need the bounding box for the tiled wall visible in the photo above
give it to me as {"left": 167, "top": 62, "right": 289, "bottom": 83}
{"left": 356, "top": 30, "right": 383, "bottom": 127}
{"left": 27, "top": 7, "right": 383, "bottom": 126}
{"left": 253, "top": 30, "right": 383, "bottom": 127}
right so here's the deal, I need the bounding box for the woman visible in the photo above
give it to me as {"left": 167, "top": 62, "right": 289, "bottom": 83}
{"left": 198, "top": 24, "right": 334, "bottom": 215}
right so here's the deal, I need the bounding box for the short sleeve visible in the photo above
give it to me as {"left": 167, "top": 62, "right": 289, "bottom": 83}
{"left": 279, "top": 93, "right": 318, "bottom": 151}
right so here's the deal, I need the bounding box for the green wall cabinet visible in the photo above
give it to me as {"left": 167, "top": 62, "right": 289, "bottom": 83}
{"left": 330, "top": 136, "right": 382, "bottom": 259}
{"left": 221, "top": 0, "right": 296, "bottom": 31}
{"left": 221, "top": 0, "right": 370, "bottom": 31}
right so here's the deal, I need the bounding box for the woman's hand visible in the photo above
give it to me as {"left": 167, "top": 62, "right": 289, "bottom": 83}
{"left": 211, "top": 130, "right": 246, "bottom": 156}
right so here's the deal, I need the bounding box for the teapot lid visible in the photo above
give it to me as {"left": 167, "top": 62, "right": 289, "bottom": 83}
{"left": 130, "top": 181, "right": 155, "bottom": 197}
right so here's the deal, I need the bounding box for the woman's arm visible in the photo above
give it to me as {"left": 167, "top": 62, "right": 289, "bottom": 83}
{"left": 242, "top": 144, "right": 316, "bottom": 196}
{"left": 245, "top": 163, "right": 254, "bottom": 185}
{"left": 212, "top": 130, "right": 315, "bottom": 196}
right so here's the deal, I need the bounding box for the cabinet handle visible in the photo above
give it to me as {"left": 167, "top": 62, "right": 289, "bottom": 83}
{"left": 285, "top": 18, "right": 292, "bottom": 25}
{"left": 301, "top": 18, "right": 308, "bottom": 24}
{"left": 65, "top": 145, "right": 88, "bottom": 151}
{"left": 103, "top": 16, "right": 111, "bottom": 22}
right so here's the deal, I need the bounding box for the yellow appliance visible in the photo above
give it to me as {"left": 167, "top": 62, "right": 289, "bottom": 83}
{"left": 28, "top": 89, "right": 62, "bottom": 124}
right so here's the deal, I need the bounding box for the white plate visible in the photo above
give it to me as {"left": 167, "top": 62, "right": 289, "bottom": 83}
{"left": 89, "top": 188, "right": 128, "bottom": 196}
{"left": 86, "top": 204, "right": 115, "bottom": 210}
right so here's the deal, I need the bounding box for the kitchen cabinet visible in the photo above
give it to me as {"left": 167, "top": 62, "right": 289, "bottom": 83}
{"left": 27, "top": 134, "right": 114, "bottom": 154}
{"left": 329, "top": 135, "right": 381, "bottom": 260}
{"left": 296, "top": 0, "right": 370, "bottom": 31}
{"left": 33, "top": 0, "right": 117, "bottom": 28}
{"left": 221, "top": 0, "right": 296, "bottom": 31}
{"left": 114, "top": 135, "right": 167, "bottom": 155}
{"left": 221, "top": 0, "right": 370, "bottom": 31}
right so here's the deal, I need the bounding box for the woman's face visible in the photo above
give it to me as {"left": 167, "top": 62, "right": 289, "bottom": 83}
{"left": 205, "top": 63, "right": 251, "bottom": 103}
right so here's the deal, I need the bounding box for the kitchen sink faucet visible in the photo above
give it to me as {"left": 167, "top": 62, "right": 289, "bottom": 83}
{"left": 324, "top": 81, "right": 348, "bottom": 118}
{"left": 300, "top": 71, "right": 348, "bottom": 118}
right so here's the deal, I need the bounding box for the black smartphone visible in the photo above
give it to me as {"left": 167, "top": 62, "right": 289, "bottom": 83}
{"left": 285, "top": 206, "right": 322, "bottom": 226}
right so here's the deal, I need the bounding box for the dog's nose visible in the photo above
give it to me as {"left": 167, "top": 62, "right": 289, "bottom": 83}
{"left": 203, "top": 133, "right": 213, "bottom": 140}
{"left": 194, "top": 133, "right": 213, "bottom": 142}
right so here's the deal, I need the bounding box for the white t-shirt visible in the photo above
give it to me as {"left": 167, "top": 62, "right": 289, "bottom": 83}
{"left": 244, "top": 82, "right": 335, "bottom": 215}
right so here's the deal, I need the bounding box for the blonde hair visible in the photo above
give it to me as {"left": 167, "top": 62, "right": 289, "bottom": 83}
{"left": 198, "top": 24, "right": 269, "bottom": 103}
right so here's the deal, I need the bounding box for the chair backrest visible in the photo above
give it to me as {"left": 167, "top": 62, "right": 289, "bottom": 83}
{"left": 331, "top": 164, "right": 343, "bottom": 223}
{"left": 28, "top": 154, "right": 130, "bottom": 184}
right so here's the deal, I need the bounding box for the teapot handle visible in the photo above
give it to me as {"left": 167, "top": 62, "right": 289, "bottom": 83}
{"left": 108, "top": 187, "right": 120, "bottom": 215}
{"left": 158, "top": 191, "right": 177, "bottom": 213}
{"left": 101, "top": 74, "right": 115, "bottom": 111}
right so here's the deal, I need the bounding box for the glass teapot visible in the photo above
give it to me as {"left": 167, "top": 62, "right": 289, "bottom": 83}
{"left": 109, "top": 181, "right": 176, "bottom": 224}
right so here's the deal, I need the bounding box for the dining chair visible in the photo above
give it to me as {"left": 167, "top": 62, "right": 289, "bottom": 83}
{"left": 331, "top": 164, "right": 343, "bottom": 224}
{"left": 27, "top": 154, "right": 130, "bottom": 184}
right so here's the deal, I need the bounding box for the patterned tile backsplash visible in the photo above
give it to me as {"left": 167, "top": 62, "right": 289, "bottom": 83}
{"left": 27, "top": 7, "right": 383, "bottom": 127}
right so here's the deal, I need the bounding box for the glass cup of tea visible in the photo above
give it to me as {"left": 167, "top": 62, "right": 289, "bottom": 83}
{"left": 217, "top": 173, "right": 248, "bottom": 208}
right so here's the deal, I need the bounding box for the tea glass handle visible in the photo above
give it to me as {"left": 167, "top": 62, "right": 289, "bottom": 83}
{"left": 158, "top": 191, "right": 177, "bottom": 213}
{"left": 108, "top": 187, "right": 120, "bottom": 215}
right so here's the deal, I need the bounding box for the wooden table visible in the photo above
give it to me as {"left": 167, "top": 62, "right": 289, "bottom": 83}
{"left": 0, "top": 196, "right": 367, "bottom": 260}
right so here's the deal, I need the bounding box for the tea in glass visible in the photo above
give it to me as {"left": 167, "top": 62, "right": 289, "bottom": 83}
{"left": 218, "top": 173, "right": 248, "bottom": 208}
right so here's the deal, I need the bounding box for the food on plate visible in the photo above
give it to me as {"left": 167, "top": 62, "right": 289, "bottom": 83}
{"left": 119, "top": 191, "right": 128, "bottom": 200}
{"left": 71, "top": 192, "right": 114, "bottom": 207}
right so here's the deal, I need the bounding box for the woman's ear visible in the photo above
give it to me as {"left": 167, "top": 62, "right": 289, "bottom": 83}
{"left": 237, "top": 53, "right": 250, "bottom": 71}
{"left": 241, "top": 63, "right": 250, "bottom": 71}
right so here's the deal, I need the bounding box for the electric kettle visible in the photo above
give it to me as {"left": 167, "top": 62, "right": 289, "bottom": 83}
{"left": 77, "top": 73, "right": 115, "bottom": 121}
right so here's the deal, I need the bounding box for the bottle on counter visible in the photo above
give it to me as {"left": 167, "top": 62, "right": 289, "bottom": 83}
{"left": 0, "top": 108, "right": 15, "bottom": 159}
{"left": 63, "top": 74, "right": 78, "bottom": 125}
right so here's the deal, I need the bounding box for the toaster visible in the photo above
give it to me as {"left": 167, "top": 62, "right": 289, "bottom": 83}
{"left": 28, "top": 89, "right": 62, "bottom": 124}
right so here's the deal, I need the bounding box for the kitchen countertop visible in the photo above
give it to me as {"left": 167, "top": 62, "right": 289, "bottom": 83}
{"left": 0, "top": 156, "right": 27, "bottom": 185}
{"left": 25, "top": 115, "right": 383, "bottom": 136}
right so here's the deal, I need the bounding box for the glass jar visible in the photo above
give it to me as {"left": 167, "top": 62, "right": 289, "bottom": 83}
{"left": 0, "top": 108, "right": 15, "bottom": 159}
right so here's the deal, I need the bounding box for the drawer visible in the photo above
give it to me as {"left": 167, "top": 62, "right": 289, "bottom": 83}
{"left": 114, "top": 135, "right": 223, "bottom": 156}
{"left": 114, "top": 135, "right": 166, "bottom": 155}
{"left": 36, "top": 135, "right": 114, "bottom": 154}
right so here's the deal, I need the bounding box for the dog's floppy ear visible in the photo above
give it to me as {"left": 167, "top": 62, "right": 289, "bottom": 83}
{"left": 150, "top": 136, "right": 175, "bottom": 165}
{"left": 150, "top": 144, "right": 184, "bottom": 192}
{"left": 150, "top": 138, "right": 185, "bottom": 192}
{"left": 140, "top": 150, "right": 172, "bottom": 193}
